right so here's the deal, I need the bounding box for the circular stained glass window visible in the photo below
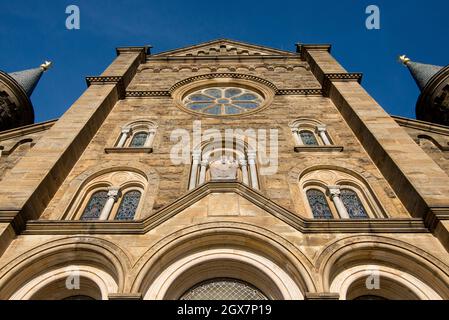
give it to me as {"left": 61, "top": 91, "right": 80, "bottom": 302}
{"left": 183, "top": 87, "right": 264, "bottom": 116}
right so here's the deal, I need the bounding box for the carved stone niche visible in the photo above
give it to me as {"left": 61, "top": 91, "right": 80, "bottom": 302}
{"left": 209, "top": 157, "right": 239, "bottom": 181}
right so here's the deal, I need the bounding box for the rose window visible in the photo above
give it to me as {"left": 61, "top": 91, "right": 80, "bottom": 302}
{"left": 183, "top": 87, "right": 263, "bottom": 115}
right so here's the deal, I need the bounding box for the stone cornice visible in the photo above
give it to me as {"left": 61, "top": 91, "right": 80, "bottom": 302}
{"left": 169, "top": 73, "right": 279, "bottom": 93}
{"left": 126, "top": 91, "right": 171, "bottom": 98}
{"left": 0, "top": 119, "right": 56, "bottom": 142}
{"left": 85, "top": 76, "right": 125, "bottom": 99}
{"left": 22, "top": 182, "right": 428, "bottom": 236}
{"left": 116, "top": 46, "right": 150, "bottom": 64}
{"left": 147, "top": 55, "right": 302, "bottom": 62}
{"left": 276, "top": 89, "right": 323, "bottom": 96}
{"left": 125, "top": 88, "right": 324, "bottom": 98}
{"left": 322, "top": 73, "right": 363, "bottom": 97}
{"left": 393, "top": 115, "right": 449, "bottom": 136}
{"left": 296, "top": 44, "right": 332, "bottom": 59}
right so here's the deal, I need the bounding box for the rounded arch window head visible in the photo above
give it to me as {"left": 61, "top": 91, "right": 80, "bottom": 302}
{"left": 183, "top": 87, "right": 263, "bottom": 116}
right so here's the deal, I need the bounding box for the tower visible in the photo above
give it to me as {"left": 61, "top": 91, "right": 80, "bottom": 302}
{"left": 0, "top": 62, "right": 51, "bottom": 131}
{"left": 400, "top": 55, "right": 449, "bottom": 126}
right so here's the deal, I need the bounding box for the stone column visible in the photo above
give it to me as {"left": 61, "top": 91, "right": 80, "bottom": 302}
{"left": 291, "top": 128, "right": 303, "bottom": 146}
{"left": 317, "top": 125, "right": 331, "bottom": 146}
{"left": 189, "top": 152, "right": 202, "bottom": 190}
{"left": 239, "top": 159, "right": 249, "bottom": 186}
{"left": 247, "top": 152, "right": 259, "bottom": 190}
{"left": 199, "top": 159, "right": 209, "bottom": 185}
{"left": 144, "top": 129, "right": 157, "bottom": 148}
{"left": 328, "top": 186, "right": 349, "bottom": 219}
{"left": 116, "top": 127, "right": 132, "bottom": 148}
{"left": 99, "top": 187, "right": 121, "bottom": 221}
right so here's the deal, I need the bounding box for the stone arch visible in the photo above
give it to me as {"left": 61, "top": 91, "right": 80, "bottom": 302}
{"left": 316, "top": 235, "right": 449, "bottom": 299}
{"left": 0, "top": 237, "right": 131, "bottom": 299}
{"left": 293, "top": 164, "right": 389, "bottom": 219}
{"left": 131, "top": 222, "right": 316, "bottom": 300}
{"left": 50, "top": 162, "right": 159, "bottom": 220}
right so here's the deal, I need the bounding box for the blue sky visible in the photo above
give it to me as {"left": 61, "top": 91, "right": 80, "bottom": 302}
{"left": 1, "top": 0, "right": 448, "bottom": 122}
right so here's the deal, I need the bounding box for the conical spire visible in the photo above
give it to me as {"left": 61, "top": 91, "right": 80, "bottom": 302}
{"left": 399, "top": 55, "right": 443, "bottom": 91}
{"left": 8, "top": 61, "right": 52, "bottom": 97}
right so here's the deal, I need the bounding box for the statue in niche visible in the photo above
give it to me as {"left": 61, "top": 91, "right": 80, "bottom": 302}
{"left": 209, "top": 156, "right": 239, "bottom": 181}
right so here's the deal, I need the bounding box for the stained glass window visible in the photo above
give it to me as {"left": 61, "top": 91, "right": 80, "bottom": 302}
{"left": 183, "top": 87, "right": 263, "bottom": 116}
{"left": 300, "top": 131, "right": 319, "bottom": 146}
{"left": 130, "top": 132, "right": 149, "bottom": 147}
{"left": 115, "top": 191, "right": 142, "bottom": 221}
{"left": 306, "top": 189, "right": 333, "bottom": 219}
{"left": 180, "top": 279, "right": 268, "bottom": 301}
{"left": 340, "top": 189, "right": 369, "bottom": 219}
{"left": 81, "top": 191, "right": 108, "bottom": 221}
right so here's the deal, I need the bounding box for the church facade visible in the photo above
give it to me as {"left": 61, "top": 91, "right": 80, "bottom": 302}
{"left": 0, "top": 39, "right": 449, "bottom": 300}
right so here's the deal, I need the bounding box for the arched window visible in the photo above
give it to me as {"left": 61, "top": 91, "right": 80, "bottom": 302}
{"left": 180, "top": 279, "right": 268, "bottom": 301}
{"left": 115, "top": 191, "right": 142, "bottom": 221}
{"left": 130, "top": 132, "right": 149, "bottom": 148}
{"left": 189, "top": 140, "right": 259, "bottom": 191}
{"left": 290, "top": 119, "right": 335, "bottom": 148}
{"left": 299, "top": 131, "right": 319, "bottom": 146}
{"left": 114, "top": 121, "right": 157, "bottom": 149}
{"left": 340, "top": 189, "right": 369, "bottom": 219}
{"left": 306, "top": 189, "right": 333, "bottom": 219}
{"left": 80, "top": 191, "right": 108, "bottom": 221}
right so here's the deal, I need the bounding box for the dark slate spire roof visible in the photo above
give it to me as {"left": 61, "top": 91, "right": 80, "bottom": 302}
{"left": 399, "top": 55, "right": 444, "bottom": 91}
{"left": 7, "top": 61, "right": 52, "bottom": 97}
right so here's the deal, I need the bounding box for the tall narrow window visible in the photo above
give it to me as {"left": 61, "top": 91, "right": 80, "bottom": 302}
{"left": 115, "top": 191, "right": 142, "bottom": 221}
{"left": 306, "top": 189, "right": 333, "bottom": 219}
{"left": 340, "top": 189, "right": 369, "bottom": 219}
{"left": 81, "top": 191, "right": 108, "bottom": 221}
{"left": 130, "top": 132, "right": 149, "bottom": 147}
{"left": 300, "top": 131, "right": 319, "bottom": 146}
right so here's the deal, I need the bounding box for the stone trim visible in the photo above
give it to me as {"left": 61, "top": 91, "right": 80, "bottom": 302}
{"left": 297, "top": 44, "right": 332, "bottom": 59}
{"left": 322, "top": 73, "right": 363, "bottom": 97}
{"left": 85, "top": 76, "right": 125, "bottom": 99}
{"left": 108, "top": 293, "right": 143, "bottom": 300}
{"left": 325, "top": 73, "right": 363, "bottom": 82}
{"left": 305, "top": 293, "right": 340, "bottom": 300}
{"left": 126, "top": 91, "right": 171, "bottom": 98}
{"left": 294, "top": 146, "right": 344, "bottom": 153}
{"left": 276, "top": 89, "right": 323, "bottom": 96}
{"left": 104, "top": 147, "right": 153, "bottom": 154}
{"left": 393, "top": 115, "right": 449, "bottom": 136}
{"left": 169, "top": 73, "right": 279, "bottom": 94}
{"left": 0, "top": 119, "right": 56, "bottom": 141}
{"left": 125, "top": 88, "right": 323, "bottom": 98}
{"left": 23, "top": 181, "right": 428, "bottom": 235}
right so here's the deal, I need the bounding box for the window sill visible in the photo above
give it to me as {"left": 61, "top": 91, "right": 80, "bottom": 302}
{"left": 105, "top": 147, "right": 153, "bottom": 154}
{"left": 294, "top": 145, "right": 344, "bottom": 152}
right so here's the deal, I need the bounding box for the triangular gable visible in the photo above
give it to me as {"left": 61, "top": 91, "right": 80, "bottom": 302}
{"left": 153, "top": 39, "right": 296, "bottom": 57}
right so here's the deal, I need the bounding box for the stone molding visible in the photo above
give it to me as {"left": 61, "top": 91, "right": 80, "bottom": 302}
{"left": 322, "top": 73, "right": 363, "bottom": 97}
{"left": 294, "top": 146, "right": 344, "bottom": 153}
{"left": 169, "top": 72, "right": 278, "bottom": 93}
{"left": 23, "top": 181, "right": 428, "bottom": 235}
{"left": 125, "top": 88, "right": 323, "bottom": 98}
{"left": 104, "top": 147, "right": 153, "bottom": 154}
{"left": 85, "top": 76, "right": 125, "bottom": 99}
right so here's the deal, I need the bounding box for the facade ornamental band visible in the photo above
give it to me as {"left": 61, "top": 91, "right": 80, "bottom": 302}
{"left": 0, "top": 39, "right": 449, "bottom": 300}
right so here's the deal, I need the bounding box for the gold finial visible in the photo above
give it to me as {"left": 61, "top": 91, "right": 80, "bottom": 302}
{"left": 399, "top": 55, "right": 411, "bottom": 66}
{"left": 40, "top": 61, "right": 52, "bottom": 72}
